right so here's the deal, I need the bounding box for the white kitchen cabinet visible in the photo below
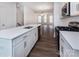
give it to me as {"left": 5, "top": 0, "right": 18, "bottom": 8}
{"left": 0, "top": 27, "right": 38, "bottom": 57}
{"left": 13, "top": 28, "right": 38, "bottom": 57}
{"left": 24, "top": 31, "right": 33, "bottom": 56}
{"left": 60, "top": 32, "right": 79, "bottom": 57}
{"left": 24, "top": 28, "right": 38, "bottom": 56}
{"left": 60, "top": 33, "right": 74, "bottom": 57}
{"left": 24, "top": 36, "right": 30, "bottom": 56}
{"left": 60, "top": 37, "right": 74, "bottom": 57}
{"left": 70, "top": 2, "right": 79, "bottom": 16}
{"left": 13, "top": 40, "right": 25, "bottom": 57}
{"left": 0, "top": 39, "right": 12, "bottom": 57}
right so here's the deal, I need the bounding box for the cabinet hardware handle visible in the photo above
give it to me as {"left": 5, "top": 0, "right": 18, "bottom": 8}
{"left": 24, "top": 42, "right": 27, "bottom": 48}
{"left": 35, "top": 33, "right": 36, "bottom": 36}
{"left": 23, "top": 36, "right": 27, "bottom": 38}
{"left": 2, "top": 24, "right": 5, "bottom": 26}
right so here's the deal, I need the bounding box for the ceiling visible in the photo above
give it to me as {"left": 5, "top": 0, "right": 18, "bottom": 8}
{"left": 24, "top": 2, "right": 53, "bottom": 13}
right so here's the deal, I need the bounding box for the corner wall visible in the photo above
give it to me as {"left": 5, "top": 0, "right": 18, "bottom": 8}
{"left": 54, "top": 2, "right": 61, "bottom": 27}
{"left": 24, "top": 5, "right": 37, "bottom": 25}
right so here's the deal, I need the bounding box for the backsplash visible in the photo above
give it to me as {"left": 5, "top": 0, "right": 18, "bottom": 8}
{"left": 60, "top": 16, "right": 79, "bottom": 26}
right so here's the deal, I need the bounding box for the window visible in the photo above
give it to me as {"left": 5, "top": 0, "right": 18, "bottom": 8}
{"left": 44, "top": 15, "right": 47, "bottom": 23}
{"left": 37, "top": 16, "right": 42, "bottom": 23}
{"left": 49, "top": 15, "right": 53, "bottom": 23}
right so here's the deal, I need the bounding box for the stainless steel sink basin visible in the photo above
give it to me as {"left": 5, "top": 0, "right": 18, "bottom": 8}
{"left": 23, "top": 26, "right": 33, "bottom": 29}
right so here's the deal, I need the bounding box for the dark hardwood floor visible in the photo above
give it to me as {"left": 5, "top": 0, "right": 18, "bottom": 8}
{"left": 28, "top": 25, "right": 59, "bottom": 57}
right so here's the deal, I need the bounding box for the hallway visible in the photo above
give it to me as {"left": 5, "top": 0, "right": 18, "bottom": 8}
{"left": 28, "top": 25, "right": 59, "bottom": 57}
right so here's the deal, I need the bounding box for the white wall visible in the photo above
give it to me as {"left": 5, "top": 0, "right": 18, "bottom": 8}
{"left": 24, "top": 5, "right": 37, "bottom": 25}
{"left": 54, "top": 2, "right": 62, "bottom": 27}
{"left": 60, "top": 16, "right": 79, "bottom": 26}
{"left": 16, "top": 3, "right": 24, "bottom": 26}
{"left": 53, "top": 2, "right": 66, "bottom": 37}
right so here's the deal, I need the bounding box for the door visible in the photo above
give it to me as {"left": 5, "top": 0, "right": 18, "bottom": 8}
{"left": 0, "top": 6, "right": 16, "bottom": 30}
{"left": 0, "top": 7, "right": 7, "bottom": 29}
{"left": 13, "top": 40, "right": 24, "bottom": 57}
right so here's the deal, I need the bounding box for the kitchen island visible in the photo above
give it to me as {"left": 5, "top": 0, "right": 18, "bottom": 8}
{"left": 0, "top": 24, "right": 41, "bottom": 57}
{"left": 60, "top": 31, "right": 79, "bottom": 57}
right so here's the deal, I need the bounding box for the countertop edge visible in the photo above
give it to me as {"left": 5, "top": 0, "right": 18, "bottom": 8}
{"left": 0, "top": 24, "right": 41, "bottom": 40}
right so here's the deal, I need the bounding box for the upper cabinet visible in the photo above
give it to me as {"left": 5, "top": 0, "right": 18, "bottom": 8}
{"left": 70, "top": 2, "right": 79, "bottom": 16}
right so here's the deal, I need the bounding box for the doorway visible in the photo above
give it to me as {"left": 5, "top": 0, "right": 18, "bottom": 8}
{"left": 37, "top": 13, "right": 54, "bottom": 38}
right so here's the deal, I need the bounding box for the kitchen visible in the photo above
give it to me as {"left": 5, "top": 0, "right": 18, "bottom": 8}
{"left": 0, "top": 2, "right": 55, "bottom": 57}
{"left": 0, "top": 2, "right": 79, "bottom": 57}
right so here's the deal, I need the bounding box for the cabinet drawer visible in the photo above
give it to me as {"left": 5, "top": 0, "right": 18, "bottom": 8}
{"left": 12, "top": 29, "right": 34, "bottom": 47}
{"left": 13, "top": 34, "right": 28, "bottom": 46}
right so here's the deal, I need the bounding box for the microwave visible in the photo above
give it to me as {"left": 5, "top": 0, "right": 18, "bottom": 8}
{"left": 62, "top": 2, "right": 70, "bottom": 16}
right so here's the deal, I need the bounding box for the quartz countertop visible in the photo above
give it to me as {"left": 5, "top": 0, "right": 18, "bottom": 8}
{"left": 60, "top": 31, "right": 79, "bottom": 50}
{"left": 0, "top": 24, "right": 41, "bottom": 40}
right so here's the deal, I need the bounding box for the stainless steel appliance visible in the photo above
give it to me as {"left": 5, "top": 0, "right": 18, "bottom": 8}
{"left": 55, "top": 26, "right": 79, "bottom": 50}
{"left": 62, "top": 2, "right": 70, "bottom": 16}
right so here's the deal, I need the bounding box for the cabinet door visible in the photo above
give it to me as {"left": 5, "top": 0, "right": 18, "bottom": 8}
{"left": 70, "top": 2, "right": 79, "bottom": 16}
{"left": 60, "top": 38, "right": 64, "bottom": 57}
{"left": 60, "top": 33, "right": 64, "bottom": 57}
{"left": 0, "top": 39, "right": 12, "bottom": 57}
{"left": 23, "top": 35, "right": 30, "bottom": 56}
{"left": 60, "top": 33, "right": 74, "bottom": 57}
{"left": 29, "top": 28, "right": 37, "bottom": 47}
{"left": 24, "top": 28, "right": 38, "bottom": 56}
{"left": 24, "top": 30, "right": 36, "bottom": 56}
{"left": 13, "top": 40, "right": 24, "bottom": 57}
{"left": 63, "top": 40, "right": 74, "bottom": 57}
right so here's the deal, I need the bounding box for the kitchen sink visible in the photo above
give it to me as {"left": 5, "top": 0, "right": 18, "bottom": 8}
{"left": 23, "top": 26, "right": 33, "bottom": 29}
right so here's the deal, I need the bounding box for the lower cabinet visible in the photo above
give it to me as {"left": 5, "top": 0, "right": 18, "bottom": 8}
{"left": 0, "top": 39, "right": 12, "bottom": 57}
{"left": 13, "top": 40, "right": 25, "bottom": 57}
{"left": 0, "top": 28, "right": 38, "bottom": 57}
{"left": 60, "top": 34, "right": 74, "bottom": 57}
{"left": 60, "top": 33, "right": 79, "bottom": 57}
{"left": 12, "top": 28, "right": 38, "bottom": 57}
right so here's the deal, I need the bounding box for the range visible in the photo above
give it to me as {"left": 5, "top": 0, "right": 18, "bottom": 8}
{"left": 55, "top": 21, "right": 79, "bottom": 50}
